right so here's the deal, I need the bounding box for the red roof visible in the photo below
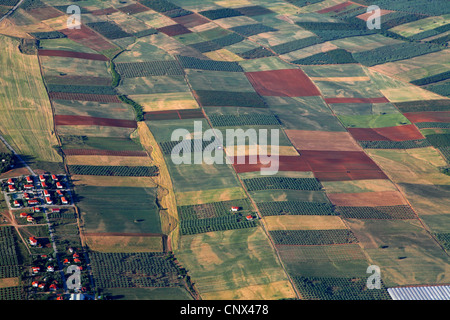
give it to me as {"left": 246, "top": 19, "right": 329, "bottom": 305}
{"left": 20, "top": 212, "right": 27, "bottom": 217}
{"left": 7, "top": 178, "right": 13, "bottom": 184}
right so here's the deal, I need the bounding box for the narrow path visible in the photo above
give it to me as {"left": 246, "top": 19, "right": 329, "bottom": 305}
{"left": 0, "top": 135, "right": 35, "bottom": 176}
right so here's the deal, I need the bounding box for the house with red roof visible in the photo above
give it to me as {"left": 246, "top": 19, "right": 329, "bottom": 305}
{"left": 61, "top": 197, "right": 68, "bottom": 205}
{"left": 49, "top": 284, "right": 58, "bottom": 291}
{"left": 13, "top": 200, "right": 20, "bottom": 207}
{"left": 51, "top": 174, "right": 58, "bottom": 181}
{"left": 47, "top": 265, "right": 55, "bottom": 272}
{"left": 24, "top": 184, "right": 34, "bottom": 190}
{"left": 19, "top": 212, "right": 28, "bottom": 218}
{"left": 26, "top": 176, "right": 33, "bottom": 184}
{"left": 8, "top": 185, "right": 16, "bottom": 192}
{"left": 231, "top": 206, "right": 240, "bottom": 212}
{"left": 38, "top": 283, "right": 45, "bottom": 290}
{"left": 7, "top": 178, "right": 14, "bottom": 185}
{"left": 23, "top": 192, "right": 30, "bottom": 200}
{"left": 27, "top": 215, "right": 34, "bottom": 223}
{"left": 32, "top": 267, "right": 40, "bottom": 274}
{"left": 29, "top": 237, "right": 38, "bottom": 246}
{"left": 39, "top": 175, "right": 46, "bottom": 182}
{"left": 28, "top": 199, "right": 39, "bottom": 205}
{"left": 56, "top": 182, "right": 63, "bottom": 189}
{"left": 246, "top": 215, "right": 253, "bottom": 221}
{"left": 41, "top": 182, "right": 47, "bottom": 188}
{"left": 45, "top": 197, "right": 53, "bottom": 205}
{"left": 33, "top": 206, "right": 41, "bottom": 213}
{"left": 32, "top": 281, "right": 39, "bottom": 288}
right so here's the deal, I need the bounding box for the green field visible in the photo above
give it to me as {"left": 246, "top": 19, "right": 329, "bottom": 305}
{"left": 76, "top": 186, "right": 162, "bottom": 234}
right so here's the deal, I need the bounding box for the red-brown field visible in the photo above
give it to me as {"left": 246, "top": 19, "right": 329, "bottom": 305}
{"left": 117, "top": 3, "right": 150, "bottom": 15}
{"left": 348, "top": 124, "right": 425, "bottom": 141}
{"left": 300, "top": 150, "right": 383, "bottom": 172}
{"left": 55, "top": 115, "right": 137, "bottom": 128}
{"left": 231, "top": 155, "right": 312, "bottom": 173}
{"left": 157, "top": 24, "right": 192, "bottom": 36}
{"left": 285, "top": 130, "right": 362, "bottom": 151}
{"left": 26, "top": 6, "right": 64, "bottom": 20}
{"left": 245, "top": 69, "right": 321, "bottom": 97}
{"left": 90, "top": 7, "right": 119, "bottom": 16}
{"left": 316, "top": 1, "right": 354, "bottom": 14}
{"left": 38, "top": 49, "right": 109, "bottom": 61}
{"left": 327, "top": 191, "right": 407, "bottom": 207}
{"left": 48, "top": 92, "right": 122, "bottom": 103}
{"left": 172, "top": 13, "right": 210, "bottom": 28}
{"left": 60, "top": 25, "right": 117, "bottom": 52}
{"left": 325, "top": 97, "right": 390, "bottom": 104}
{"left": 403, "top": 111, "right": 450, "bottom": 123}
{"left": 64, "top": 149, "right": 148, "bottom": 157}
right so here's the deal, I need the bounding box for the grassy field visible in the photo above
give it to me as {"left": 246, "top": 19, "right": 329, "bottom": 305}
{"left": 103, "top": 287, "right": 193, "bottom": 300}
{"left": 76, "top": 186, "right": 162, "bottom": 234}
{"left": 0, "top": 35, "right": 61, "bottom": 163}
{"left": 175, "top": 227, "right": 296, "bottom": 299}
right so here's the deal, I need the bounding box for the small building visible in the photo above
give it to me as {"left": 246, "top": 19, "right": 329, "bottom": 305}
{"left": 47, "top": 265, "right": 54, "bottom": 272}
{"left": 41, "top": 182, "right": 47, "bottom": 189}
{"left": 32, "top": 281, "right": 39, "bottom": 288}
{"left": 27, "top": 215, "right": 34, "bottom": 223}
{"left": 56, "top": 182, "right": 63, "bottom": 189}
{"left": 23, "top": 193, "right": 30, "bottom": 200}
{"left": 45, "top": 197, "right": 53, "bottom": 205}
{"left": 231, "top": 206, "right": 240, "bottom": 212}
{"left": 24, "top": 184, "right": 34, "bottom": 190}
{"left": 7, "top": 178, "right": 14, "bottom": 185}
{"left": 49, "top": 283, "right": 58, "bottom": 291}
{"left": 56, "top": 190, "right": 63, "bottom": 197}
{"left": 73, "top": 258, "right": 81, "bottom": 264}
{"left": 38, "top": 283, "right": 45, "bottom": 290}
{"left": 29, "top": 237, "right": 38, "bottom": 246}
{"left": 50, "top": 208, "right": 60, "bottom": 213}
{"left": 32, "top": 267, "right": 40, "bottom": 274}
{"left": 8, "top": 185, "right": 16, "bottom": 192}
{"left": 13, "top": 200, "right": 20, "bottom": 207}
{"left": 61, "top": 197, "right": 68, "bottom": 205}
{"left": 26, "top": 176, "right": 33, "bottom": 184}
{"left": 39, "top": 175, "right": 45, "bottom": 182}
{"left": 63, "top": 258, "right": 70, "bottom": 264}
{"left": 51, "top": 174, "right": 58, "bottom": 181}
{"left": 43, "top": 190, "right": 50, "bottom": 197}
{"left": 73, "top": 252, "right": 80, "bottom": 258}
{"left": 246, "top": 215, "right": 253, "bottom": 221}
{"left": 28, "top": 199, "right": 39, "bottom": 205}
{"left": 33, "top": 207, "right": 41, "bottom": 213}
{"left": 19, "top": 212, "right": 28, "bottom": 218}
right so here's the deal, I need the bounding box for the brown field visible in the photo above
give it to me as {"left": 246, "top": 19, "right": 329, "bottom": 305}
{"left": 245, "top": 69, "right": 321, "bottom": 97}
{"left": 348, "top": 125, "right": 425, "bottom": 141}
{"left": 55, "top": 115, "right": 137, "bottom": 128}
{"left": 117, "top": 3, "right": 150, "bottom": 15}
{"left": 264, "top": 215, "right": 347, "bottom": 231}
{"left": 157, "top": 24, "right": 192, "bottom": 36}
{"left": 356, "top": 9, "right": 394, "bottom": 21}
{"left": 26, "top": 6, "right": 64, "bottom": 21}
{"left": 0, "top": 277, "right": 20, "bottom": 289}
{"left": 60, "top": 25, "right": 118, "bottom": 52}
{"left": 84, "top": 234, "right": 163, "bottom": 252}
{"left": 38, "top": 49, "right": 108, "bottom": 61}
{"left": 172, "top": 13, "right": 210, "bottom": 28}
{"left": 403, "top": 111, "right": 450, "bottom": 123}
{"left": 285, "top": 130, "right": 362, "bottom": 151}
{"left": 66, "top": 155, "right": 152, "bottom": 166}
{"left": 201, "top": 281, "right": 296, "bottom": 300}
{"left": 327, "top": 191, "right": 407, "bottom": 207}
{"left": 71, "top": 175, "right": 158, "bottom": 188}
{"left": 63, "top": 149, "right": 147, "bottom": 157}
{"left": 175, "top": 187, "right": 247, "bottom": 206}
{"left": 316, "top": 1, "right": 354, "bottom": 14}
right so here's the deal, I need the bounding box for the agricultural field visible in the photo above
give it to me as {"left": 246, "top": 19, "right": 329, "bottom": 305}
{"left": 1, "top": 0, "right": 450, "bottom": 303}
